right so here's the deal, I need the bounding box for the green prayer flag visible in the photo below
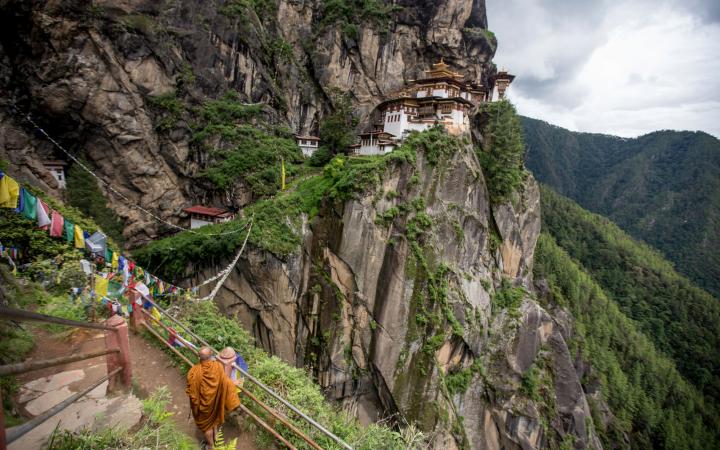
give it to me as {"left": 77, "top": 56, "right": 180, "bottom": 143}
{"left": 21, "top": 189, "right": 37, "bottom": 221}
{"left": 105, "top": 248, "right": 113, "bottom": 263}
{"left": 63, "top": 219, "right": 74, "bottom": 243}
{"left": 108, "top": 280, "right": 123, "bottom": 297}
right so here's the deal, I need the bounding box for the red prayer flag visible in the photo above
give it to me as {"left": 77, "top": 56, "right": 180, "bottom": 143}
{"left": 37, "top": 199, "right": 51, "bottom": 230}
{"left": 49, "top": 210, "right": 64, "bottom": 237}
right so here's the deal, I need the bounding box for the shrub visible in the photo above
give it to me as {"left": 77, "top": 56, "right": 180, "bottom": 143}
{"left": 492, "top": 278, "right": 525, "bottom": 313}
{"left": 319, "top": 89, "right": 357, "bottom": 155}
{"left": 307, "top": 146, "right": 334, "bottom": 167}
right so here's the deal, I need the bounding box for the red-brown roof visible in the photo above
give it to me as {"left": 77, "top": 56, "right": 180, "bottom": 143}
{"left": 43, "top": 160, "right": 68, "bottom": 167}
{"left": 295, "top": 135, "right": 320, "bottom": 141}
{"left": 183, "top": 205, "right": 233, "bottom": 217}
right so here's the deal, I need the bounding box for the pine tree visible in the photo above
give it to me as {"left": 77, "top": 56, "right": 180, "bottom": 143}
{"left": 476, "top": 100, "right": 526, "bottom": 201}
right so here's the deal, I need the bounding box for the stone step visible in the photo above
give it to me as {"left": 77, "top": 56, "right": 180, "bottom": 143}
{"left": 8, "top": 368, "right": 143, "bottom": 450}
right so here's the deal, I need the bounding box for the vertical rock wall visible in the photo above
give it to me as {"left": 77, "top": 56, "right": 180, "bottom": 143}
{"left": 0, "top": 0, "right": 497, "bottom": 246}
{"left": 189, "top": 143, "right": 602, "bottom": 449}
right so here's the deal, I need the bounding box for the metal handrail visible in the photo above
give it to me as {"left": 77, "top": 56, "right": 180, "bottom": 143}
{"left": 140, "top": 317, "right": 317, "bottom": 450}
{"left": 0, "top": 305, "right": 115, "bottom": 331}
{"left": 0, "top": 348, "right": 119, "bottom": 376}
{"left": 0, "top": 306, "right": 129, "bottom": 450}
{"left": 5, "top": 367, "right": 122, "bottom": 444}
{"left": 143, "top": 297, "right": 353, "bottom": 449}
{"left": 142, "top": 309, "right": 323, "bottom": 449}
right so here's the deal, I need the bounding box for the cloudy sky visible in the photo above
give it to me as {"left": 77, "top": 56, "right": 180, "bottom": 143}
{"left": 486, "top": 0, "right": 720, "bottom": 138}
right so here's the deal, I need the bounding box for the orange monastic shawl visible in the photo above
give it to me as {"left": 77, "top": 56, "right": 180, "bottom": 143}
{"left": 186, "top": 360, "right": 240, "bottom": 431}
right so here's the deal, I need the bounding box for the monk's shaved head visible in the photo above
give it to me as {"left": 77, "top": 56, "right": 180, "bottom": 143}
{"left": 198, "top": 347, "right": 213, "bottom": 361}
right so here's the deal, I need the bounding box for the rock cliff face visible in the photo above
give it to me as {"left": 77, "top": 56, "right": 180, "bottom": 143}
{"left": 0, "top": 0, "right": 497, "bottom": 247}
{"left": 1, "top": 1, "right": 605, "bottom": 447}
{"left": 187, "top": 143, "right": 602, "bottom": 449}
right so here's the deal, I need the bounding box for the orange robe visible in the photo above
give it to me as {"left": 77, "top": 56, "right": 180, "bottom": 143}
{"left": 186, "top": 360, "right": 240, "bottom": 431}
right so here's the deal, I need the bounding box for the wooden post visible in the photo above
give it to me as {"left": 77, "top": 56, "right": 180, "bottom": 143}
{"left": 127, "top": 291, "right": 145, "bottom": 332}
{"left": 89, "top": 262, "right": 96, "bottom": 322}
{"left": 104, "top": 315, "right": 131, "bottom": 392}
{"left": 0, "top": 389, "right": 7, "bottom": 450}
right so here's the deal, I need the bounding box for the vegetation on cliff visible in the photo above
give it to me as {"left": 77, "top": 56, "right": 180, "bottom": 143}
{"left": 475, "top": 100, "right": 527, "bottom": 202}
{"left": 66, "top": 162, "right": 126, "bottom": 245}
{"left": 133, "top": 128, "right": 438, "bottom": 279}
{"left": 523, "top": 117, "right": 720, "bottom": 297}
{"left": 535, "top": 233, "right": 719, "bottom": 449}
{"left": 541, "top": 186, "right": 720, "bottom": 404}
{"left": 192, "top": 91, "right": 304, "bottom": 196}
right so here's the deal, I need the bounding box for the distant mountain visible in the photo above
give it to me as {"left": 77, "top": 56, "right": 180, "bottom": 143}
{"left": 522, "top": 116, "right": 720, "bottom": 297}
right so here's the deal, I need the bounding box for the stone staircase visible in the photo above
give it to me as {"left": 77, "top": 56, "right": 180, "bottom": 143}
{"left": 8, "top": 366, "right": 142, "bottom": 450}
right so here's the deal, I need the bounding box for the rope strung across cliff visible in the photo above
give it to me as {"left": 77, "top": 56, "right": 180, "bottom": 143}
{"left": 195, "top": 215, "right": 253, "bottom": 300}
{"left": 13, "top": 106, "right": 248, "bottom": 237}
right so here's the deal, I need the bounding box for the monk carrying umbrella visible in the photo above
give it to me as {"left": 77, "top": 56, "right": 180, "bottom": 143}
{"left": 186, "top": 347, "right": 241, "bottom": 449}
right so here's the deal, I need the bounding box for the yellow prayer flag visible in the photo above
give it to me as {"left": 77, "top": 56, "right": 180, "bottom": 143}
{"left": 74, "top": 225, "right": 85, "bottom": 249}
{"left": 151, "top": 307, "right": 162, "bottom": 322}
{"left": 0, "top": 175, "right": 19, "bottom": 209}
{"left": 111, "top": 251, "right": 119, "bottom": 271}
{"left": 95, "top": 275, "right": 108, "bottom": 297}
{"left": 281, "top": 158, "right": 286, "bottom": 191}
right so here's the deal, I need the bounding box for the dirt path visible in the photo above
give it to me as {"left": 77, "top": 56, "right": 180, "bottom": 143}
{"left": 129, "top": 332, "right": 258, "bottom": 449}
{"left": 14, "top": 324, "right": 258, "bottom": 449}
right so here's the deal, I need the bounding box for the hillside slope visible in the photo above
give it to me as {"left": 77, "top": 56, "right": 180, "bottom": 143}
{"left": 540, "top": 186, "right": 720, "bottom": 407}
{"left": 535, "top": 233, "right": 718, "bottom": 449}
{"left": 522, "top": 116, "right": 720, "bottom": 297}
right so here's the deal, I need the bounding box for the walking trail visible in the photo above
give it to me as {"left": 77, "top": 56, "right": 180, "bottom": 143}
{"left": 8, "top": 326, "right": 258, "bottom": 449}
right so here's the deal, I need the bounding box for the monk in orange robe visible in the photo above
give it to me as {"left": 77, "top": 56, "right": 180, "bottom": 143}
{"left": 186, "top": 347, "right": 241, "bottom": 449}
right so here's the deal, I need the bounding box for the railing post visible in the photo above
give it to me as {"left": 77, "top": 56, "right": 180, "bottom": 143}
{"left": 104, "top": 315, "right": 131, "bottom": 392}
{"left": 0, "top": 389, "right": 6, "bottom": 450}
{"left": 128, "top": 291, "right": 145, "bottom": 332}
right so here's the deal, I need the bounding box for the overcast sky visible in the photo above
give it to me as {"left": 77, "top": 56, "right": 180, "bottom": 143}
{"left": 486, "top": 0, "right": 720, "bottom": 138}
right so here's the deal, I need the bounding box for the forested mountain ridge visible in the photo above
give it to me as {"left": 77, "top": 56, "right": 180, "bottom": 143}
{"left": 539, "top": 186, "right": 720, "bottom": 408}
{"left": 522, "top": 116, "right": 720, "bottom": 297}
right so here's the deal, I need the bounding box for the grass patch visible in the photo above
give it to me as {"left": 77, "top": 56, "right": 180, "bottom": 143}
{"left": 46, "top": 386, "right": 195, "bottom": 449}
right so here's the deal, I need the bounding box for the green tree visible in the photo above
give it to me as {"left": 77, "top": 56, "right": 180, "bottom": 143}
{"left": 315, "top": 88, "right": 357, "bottom": 165}
{"left": 475, "top": 100, "right": 526, "bottom": 201}
{"left": 66, "top": 163, "right": 125, "bottom": 245}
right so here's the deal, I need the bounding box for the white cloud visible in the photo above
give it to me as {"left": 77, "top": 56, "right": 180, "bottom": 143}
{"left": 487, "top": 0, "right": 720, "bottom": 137}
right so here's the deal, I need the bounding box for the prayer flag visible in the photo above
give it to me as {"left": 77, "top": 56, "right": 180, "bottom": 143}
{"left": 0, "top": 174, "right": 20, "bottom": 209}
{"left": 14, "top": 186, "right": 24, "bottom": 213}
{"left": 95, "top": 275, "right": 108, "bottom": 297}
{"left": 36, "top": 199, "right": 51, "bottom": 228}
{"left": 50, "top": 210, "right": 64, "bottom": 237}
{"left": 134, "top": 281, "right": 150, "bottom": 298}
{"left": 151, "top": 307, "right": 162, "bottom": 322}
{"left": 63, "top": 219, "right": 74, "bottom": 243}
{"left": 111, "top": 252, "right": 119, "bottom": 271}
{"left": 21, "top": 189, "right": 37, "bottom": 221}
{"left": 281, "top": 158, "right": 286, "bottom": 191}
{"left": 74, "top": 225, "right": 85, "bottom": 249}
{"left": 86, "top": 231, "right": 107, "bottom": 255}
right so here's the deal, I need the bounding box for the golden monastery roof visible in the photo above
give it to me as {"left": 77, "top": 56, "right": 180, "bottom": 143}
{"left": 424, "top": 58, "right": 464, "bottom": 80}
